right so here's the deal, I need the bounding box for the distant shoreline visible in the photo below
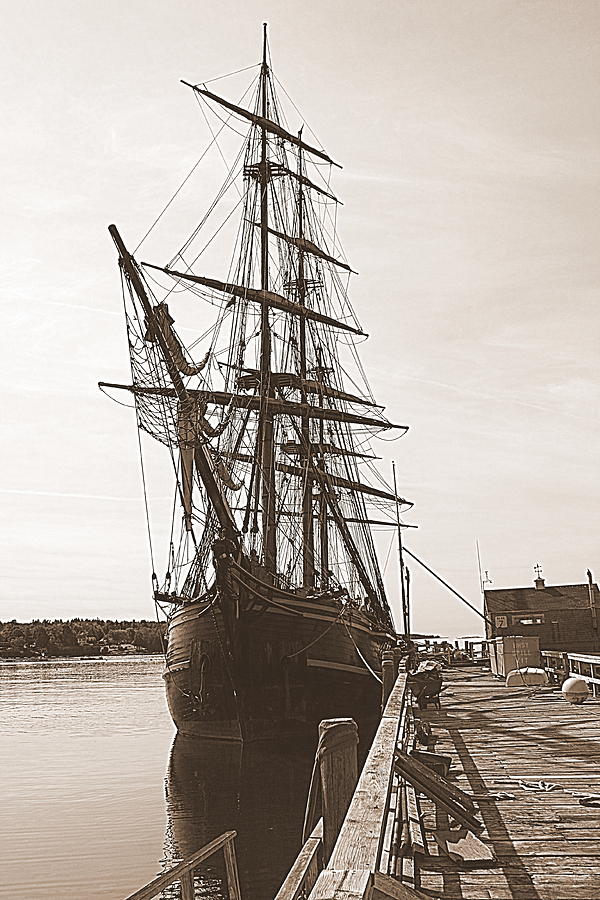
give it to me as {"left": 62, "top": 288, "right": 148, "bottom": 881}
{"left": 0, "top": 618, "right": 165, "bottom": 660}
{"left": 0, "top": 652, "right": 164, "bottom": 663}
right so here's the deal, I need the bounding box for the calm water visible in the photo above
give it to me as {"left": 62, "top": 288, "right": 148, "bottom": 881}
{"left": 0, "top": 657, "right": 313, "bottom": 900}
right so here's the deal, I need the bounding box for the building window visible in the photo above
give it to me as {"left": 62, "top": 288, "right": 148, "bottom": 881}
{"left": 511, "top": 614, "right": 545, "bottom": 626}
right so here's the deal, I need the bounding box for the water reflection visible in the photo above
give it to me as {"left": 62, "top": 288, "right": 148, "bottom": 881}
{"left": 164, "top": 735, "right": 314, "bottom": 900}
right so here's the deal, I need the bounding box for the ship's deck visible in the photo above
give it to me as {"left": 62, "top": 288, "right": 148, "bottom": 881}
{"left": 416, "top": 666, "right": 600, "bottom": 900}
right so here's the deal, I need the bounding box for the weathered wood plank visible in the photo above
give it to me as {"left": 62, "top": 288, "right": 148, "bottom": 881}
{"left": 319, "top": 719, "right": 359, "bottom": 863}
{"left": 371, "top": 871, "right": 438, "bottom": 899}
{"left": 274, "top": 819, "right": 323, "bottom": 900}
{"left": 124, "top": 831, "right": 237, "bottom": 900}
{"left": 395, "top": 750, "right": 476, "bottom": 811}
{"left": 309, "top": 868, "right": 372, "bottom": 900}
{"left": 326, "top": 675, "right": 408, "bottom": 874}
{"left": 405, "top": 782, "right": 426, "bottom": 856}
{"left": 395, "top": 763, "right": 483, "bottom": 833}
{"left": 223, "top": 832, "right": 242, "bottom": 900}
{"left": 416, "top": 665, "right": 600, "bottom": 899}
{"left": 433, "top": 828, "right": 496, "bottom": 864}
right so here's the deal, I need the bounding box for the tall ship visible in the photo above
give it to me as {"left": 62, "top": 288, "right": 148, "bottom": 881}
{"left": 101, "top": 26, "right": 412, "bottom": 742}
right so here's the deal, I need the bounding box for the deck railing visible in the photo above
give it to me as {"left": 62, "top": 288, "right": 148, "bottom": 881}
{"left": 541, "top": 650, "right": 600, "bottom": 696}
{"left": 124, "top": 830, "right": 241, "bottom": 900}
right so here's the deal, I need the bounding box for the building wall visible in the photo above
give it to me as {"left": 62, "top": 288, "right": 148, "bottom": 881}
{"left": 484, "top": 583, "right": 600, "bottom": 653}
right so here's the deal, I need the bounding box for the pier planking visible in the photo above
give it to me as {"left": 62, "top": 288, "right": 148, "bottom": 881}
{"left": 416, "top": 666, "right": 600, "bottom": 900}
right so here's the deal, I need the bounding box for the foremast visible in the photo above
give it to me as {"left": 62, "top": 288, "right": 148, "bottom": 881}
{"left": 257, "top": 23, "right": 277, "bottom": 578}
{"left": 108, "top": 224, "right": 238, "bottom": 545}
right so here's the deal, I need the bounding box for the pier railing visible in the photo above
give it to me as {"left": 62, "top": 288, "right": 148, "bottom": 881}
{"left": 124, "top": 830, "right": 241, "bottom": 900}
{"left": 541, "top": 649, "right": 600, "bottom": 696}
{"left": 275, "top": 655, "right": 413, "bottom": 900}
{"left": 273, "top": 818, "right": 323, "bottom": 900}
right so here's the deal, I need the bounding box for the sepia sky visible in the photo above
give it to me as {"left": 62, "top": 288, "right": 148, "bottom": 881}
{"left": 1, "top": 0, "right": 599, "bottom": 636}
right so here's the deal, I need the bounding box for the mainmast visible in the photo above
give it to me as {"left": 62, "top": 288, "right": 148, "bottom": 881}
{"left": 257, "top": 22, "right": 277, "bottom": 576}
{"left": 296, "top": 135, "right": 316, "bottom": 588}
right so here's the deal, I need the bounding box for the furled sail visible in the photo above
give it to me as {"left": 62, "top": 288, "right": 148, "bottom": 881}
{"left": 264, "top": 163, "right": 339, "bottom": 203}
{"left": 236, "top": 371, "right": 379, "bottom": 407}
{"left": 177, "top": 399, "right": 196, "bottom": 531}
{"left": 98, "top": 383, "right": 406, "bottom": 431}
{"left": 220, "top": 451, "right": 410, "bottom": 506}
{"left": 176, "top": 399, "right": 241, "bottom": 530}
{"left": 213, "top": 454, "right": 242, "bottom": 492}
{"left": 181, "top": 82, "right": 341, "bottom": 167}
{"left": 264, "top": 225, "right": 357, "bottom": 274}
{"left": 142, "top": 264, "right": 365, "bottom": 336}
{"left": 280, "top": 441, "right": 376, "bottom": 460}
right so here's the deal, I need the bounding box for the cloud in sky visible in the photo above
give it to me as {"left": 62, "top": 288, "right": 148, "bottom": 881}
{"left": 1, "top": 0, "right": 599, "bottom": 634}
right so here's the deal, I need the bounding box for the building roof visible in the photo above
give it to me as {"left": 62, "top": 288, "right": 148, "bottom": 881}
{"left": 484, "top": 582, "right": 599, "bottom": 612}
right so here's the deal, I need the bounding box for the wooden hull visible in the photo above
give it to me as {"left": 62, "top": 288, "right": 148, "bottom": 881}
{"left": 163, "top": 592, "right": 392, "bottom": 744}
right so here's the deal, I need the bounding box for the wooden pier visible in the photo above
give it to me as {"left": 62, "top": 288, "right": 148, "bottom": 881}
{"left": 415, "top": 666, "right": 600, "bottom": 899}
{"left": 124, "top": 652, "right": 600, "bottom": 900}
{"left": 277, "top": 658, "right": 600, "bottom": 900}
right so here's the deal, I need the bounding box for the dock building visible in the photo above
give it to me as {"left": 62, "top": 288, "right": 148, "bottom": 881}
{"left": 483, "top": 568, "right": 600, "bottom": 653}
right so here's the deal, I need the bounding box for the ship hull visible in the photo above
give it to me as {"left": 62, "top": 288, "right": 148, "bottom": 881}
{"left": 163, "top": 592, "right": 392, "bottom": 744}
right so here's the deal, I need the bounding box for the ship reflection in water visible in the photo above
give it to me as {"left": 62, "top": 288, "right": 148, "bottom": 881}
{"left": 164, "top": 735, "right": 315, "bottom": 899}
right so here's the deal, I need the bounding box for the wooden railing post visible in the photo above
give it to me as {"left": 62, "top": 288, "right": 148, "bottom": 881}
{"left": 223, "top": 837, "right": 242, "bottom": 900}
{"left": 306, "top": 674, "right": 408, "bottom": 900}
{"left": 318, "top": 718, "right": 359, "bottom": 864}
{"left": 381, "top": 650, "right": 396, "bottom": 711}
{"left": 123, "top": 831, "right": 238, "bottom": 900}
{"left": 180, "top": 870, "right": 194, "bottom": 900}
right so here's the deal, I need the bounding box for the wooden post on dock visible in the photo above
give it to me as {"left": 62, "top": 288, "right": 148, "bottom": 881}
{"left": 381, "top": 650, "right": 397, "bottom": 712}
{"left": 318, "top": 718, "right": 358, "bottom": 864}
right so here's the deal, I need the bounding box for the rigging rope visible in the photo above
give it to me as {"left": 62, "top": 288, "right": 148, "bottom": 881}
{"left": 403, "top": 547, "right": 493, "bottom": 628}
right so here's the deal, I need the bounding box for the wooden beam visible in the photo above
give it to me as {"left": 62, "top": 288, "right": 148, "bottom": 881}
{"left": 309, "top": 869, "right": 372, "bottom": 900}
{"left": 326, "top": 674, "right": 408, "bottom": 873}
{"left": 308, "top": 868, "right": 439, "bottom": 900}
{"left": 394, "top": 751, "right": 476, "bottom": 812}
{"left": 372, "top": 872, "right": 439, "bottom": 900}
{"left": 274, "top": 820, "right": 323, "bottom": 900}
{"left": 124, "top": 831, "right": 237, "bottom": 900}
{"left": 432, "top": 828, "right": 496, "bottom": 864}
{"left": 405, "top": 782, "right": 426, "bottom": 856}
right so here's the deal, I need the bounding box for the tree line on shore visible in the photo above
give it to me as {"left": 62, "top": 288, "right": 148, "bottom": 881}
{"left": 0, "top": 618, "right": 166, "bottom": 658}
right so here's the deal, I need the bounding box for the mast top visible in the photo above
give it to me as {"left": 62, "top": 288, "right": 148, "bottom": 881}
{"left": 262, "top": 23, "right": 268, "bottom": 67}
